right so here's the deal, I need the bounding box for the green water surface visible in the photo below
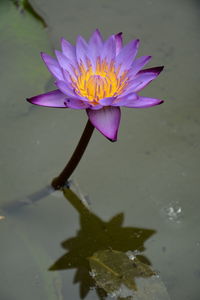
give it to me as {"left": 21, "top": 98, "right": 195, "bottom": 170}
{"left": 0, "top": 0, "right": 200, "bottom": 299}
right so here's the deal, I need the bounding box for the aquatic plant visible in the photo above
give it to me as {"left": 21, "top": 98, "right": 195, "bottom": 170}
{"left": 27, "top": 29, "right": 164, "bottom": 188}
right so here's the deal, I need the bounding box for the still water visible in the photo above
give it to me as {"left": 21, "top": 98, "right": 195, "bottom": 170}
{"left": 0, "top": 0, "right": 200, "bottom": 299}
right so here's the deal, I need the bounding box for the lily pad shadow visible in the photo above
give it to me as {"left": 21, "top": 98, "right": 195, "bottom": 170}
{"left": 49, "top": 187, "right": 156, "bottom": 299}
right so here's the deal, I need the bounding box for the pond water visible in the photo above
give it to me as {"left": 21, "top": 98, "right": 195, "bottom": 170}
{"left": 0, "top": 0, "right": 200, "bottom": 299}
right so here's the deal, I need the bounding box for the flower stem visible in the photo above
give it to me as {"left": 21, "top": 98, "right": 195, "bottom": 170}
{"left": 51, "top": 119, "right": 94, "bottom": 190}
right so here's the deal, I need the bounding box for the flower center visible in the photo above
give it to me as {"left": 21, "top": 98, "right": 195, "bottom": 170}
{"left": 70, "top": 58, "right": 129, "bottom": 104}
{"left": 85, "top": 74, "right": 112, "bottom": 102}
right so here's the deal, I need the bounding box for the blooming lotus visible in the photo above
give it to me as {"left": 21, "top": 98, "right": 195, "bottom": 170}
{"left": 27, "top": 29, "right": 164, "bottom": 141}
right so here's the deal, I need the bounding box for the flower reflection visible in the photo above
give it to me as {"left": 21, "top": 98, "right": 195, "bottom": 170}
{"left": 49, "top": 187, "right": 156, "bottom": 299}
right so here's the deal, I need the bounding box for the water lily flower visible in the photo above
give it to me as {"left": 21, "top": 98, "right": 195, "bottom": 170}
{"left": 27, "top": 29, "right": 164, "bottom": 141}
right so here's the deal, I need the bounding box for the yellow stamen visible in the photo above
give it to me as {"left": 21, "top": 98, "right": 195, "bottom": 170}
{"left": 70, "top": 57, "right": 129, "bottom": 104}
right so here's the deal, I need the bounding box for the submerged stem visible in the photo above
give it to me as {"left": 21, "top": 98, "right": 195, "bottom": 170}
{"left": 51, "top": 120, "right": 94, "bottom": 190}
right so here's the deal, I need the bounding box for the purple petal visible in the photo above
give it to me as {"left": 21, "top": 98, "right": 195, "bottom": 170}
{"left": 129, "top": 66, "right": 164, "bottom": 92}
{"left": 101, "top": 35, "right": 116, "bottom": 63}
{"left": 89, "top": 29, "right": 103, "bottom": 45}
{"left": 55, "top": 50, "right": 71, "bottom": 69}
{"left": 55, "top": 80, "right": 88, "bottom": 102}
{"left": 115, "top": 32, "right": 123, "bottom": 55}
{"left": 55, "top": 50, "right": 78, "bottom": 69}
{"left": 115, "top": 39, "right": 139, "bottom": 74}
{"left": 41, "top": 52, "right": 64, "bottom": 80}
{"left": 55, "top": 80, "right": 77, "bottom": 98}
{"left": 138, "top": 66, "right": 164, "bottom": 75}
{"left": 61, "top": 68, "right": 72, "bottom": 83}
{"left": 27, "top": 90, "right": 67, "bottom": 107}
{"left": 89, "top": 29, "right": 103, "bottom": 49}
{"left": 128, "top": 56, "right": 152, "bottom": 78}
{"left": 64, "top": 98, "right": 90, "bottom": 109}
{"left": 61, "top": 38, "right": 76, "bottom": 63}
{"left": 87, "top": 106, "right": 121, "bottom": 141}
{"left": 76, "top": 36, "right": 88, "bottom": 67}
{"left": 88, "top": 29, "right": 104, "bottom": 70}
{"left": 99, "top": 97, "right": 115, "bottom": 106}
{"left": 55, "top": 50, "right": 78, "bottom": 77}
{"left": 112, "top": 93, "right": 138, "bottom": 106}
{"left": 122, "top": 95, "right": 164, "bottom": 108}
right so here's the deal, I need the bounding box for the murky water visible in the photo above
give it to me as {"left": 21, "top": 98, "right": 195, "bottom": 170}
{"left": 0, "top": 0, "right": 200, "bottom": 299}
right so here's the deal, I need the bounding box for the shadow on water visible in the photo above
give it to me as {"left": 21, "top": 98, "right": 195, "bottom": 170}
{"left": 2, "top": 185, "right": 53, "bottom": 214}
{"left": 49, "top": 187, "right": 156, "bottom": 299}
{"left": 2, "top": 183, "right": 171, "bottom": 299}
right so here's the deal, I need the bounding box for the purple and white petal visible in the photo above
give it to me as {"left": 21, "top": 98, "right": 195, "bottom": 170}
{"left": 122, "top": 95, "right": 164, "bottom": 108}
{"left": 55, "top": 51, "right": 79, "bottom": 82}
{"left": 27, "top": 90, "right": 67, "bottom": 107}
{"left": 129, "top": 66, "right": 164, "bottom": 92}
{"left": 61, "top": 68, "right": 72, "bottom": 83}
{"left": 76, "top": 36, "right": 88, "bottom": 67}
{"left": 55, "top": 80, "right": 89, "bottom": 102}
{"left": 101, "top": 35, "right": 116, "bottom": 63}
{"left": 55, "top": 50, "right": 78, "bottom": 74}
{"left": 112, "top": 93, "right": 138, "bottom": 106}
{"left": 128, "top": 55, "right": 152, "bottom": 78}
{"left": 55, "top": 80, "right": 77, "bottom": 97}
{"left": 89, "top": 29, "right": 103, "bottom": 45}
{"left": 88, "top": 29, "right": 103, "bottom": 68}
{"left": 41, "top": 52, "right": 64, "bottom": 81}
{"left": 115, "top": 39, "right": 139, "bottom": 74}
{"left": 61, "top": 38, "right": 77, "bottom": 63}
{"left": 115, "top": 32, "right": 123, "bottom": 55}
{"left": 87, "top": 106, "right": 121, "bottom": 141}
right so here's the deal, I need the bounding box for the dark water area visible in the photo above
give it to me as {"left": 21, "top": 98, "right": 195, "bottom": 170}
{"left": 0, "top": 0, "right": 200, "bottom": 299}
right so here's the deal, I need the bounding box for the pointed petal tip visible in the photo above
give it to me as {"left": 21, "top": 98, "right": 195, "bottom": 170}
{"left": 108, "top": 136, "right": 118, "bottom": 142}
{"left": 157, "top": 65, "right": 164, "bottom": 73}
{"left": 116, "top": 32, "right": 123, "bottom": 37}
{"left": 135, "top": 38, "right": 140, "bottom": 46}
{"left": 40, "top": 52, "right": 49, "bottom": 60}
{"left": 40, "top": 51, "right": 45, "bottom": 59}
{"left": 54, "top": 49, "right": 64, "bottom": 61}
{"left": 76, "top": 35, "right": 87, "bottom": 43}
{"left": 92, "top": 28, "right": 104, "bottom": 41}
{"left": 40, "top": 52, "right": 56, "bottom": 64}
{"left": 26, "top": 90, "right": 68, "bottom": 108}
{"left": 154, "top": 66, "right": 164, "bottom": 74}
{"left": 26, "top": 97, "right": 32, "bottom": 104}
{"left": 133, "top": 39, "right": 140, "bottom": 51}
{"left": 60, "top": 37, "right": 73, "bottom": 49}
{"left": 60, "top": 36, "right": 65, "bottom": 43}
{"left": 94, "top": 28, "right": 101, "bottom": 34}
{"left": 139, "top": 65, "right": 164, "bottom": 75}
{"left": 115, "top": 32, "right": 123, "bottom": 55}
{"left": 26, "top": 96, "right": 39, "bottom": 106}
{"left": 158, "top": 99, "right": 164, "bottom": 105}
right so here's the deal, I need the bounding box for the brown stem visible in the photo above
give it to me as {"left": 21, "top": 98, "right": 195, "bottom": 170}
{"left": 51, "top": 120, "right": 94, "bottom": 190}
